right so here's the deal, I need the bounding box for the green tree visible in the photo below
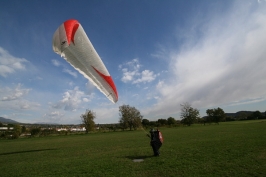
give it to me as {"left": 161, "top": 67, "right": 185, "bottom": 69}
{"left": 157, "top": 119, "right": 168, "bottom": 126}
{"left": 142, "top": 119, "right": 150, "bottom": 128}
{"left": 81, "top": 109, "right": 96, "bottom": 133}
{"left": 12, "top": 124, "right": 22, "bottom": 139}
{"left": 119, "top": 104, "right": 143, "bottom": 130}
{"left": 30, "top": 127, "right": 41, "bottom": 136}
{"left": 180, "top": 103, "right": 200, "bottom": 126}
{"left": 21, "top": 126, "right": 27, "bottom": 133}
{"left": 237, "top": 111, "right": 248, "bottom": 120}
{"left": 252, "top": 111, "right": 262, "bottom": 119}
{"left": 167, "top": 117, "right": 176, "bottom": 126}
{"left": 206, "top": 107, "right": 226, "bottom": 124}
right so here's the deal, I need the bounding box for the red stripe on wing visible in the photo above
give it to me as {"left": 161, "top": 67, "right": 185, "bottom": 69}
{"left": 92, "top": 66, "right": 118, "bottom": 102}
{"left": 64, "top": 19, "right": 79, "bottom": 45}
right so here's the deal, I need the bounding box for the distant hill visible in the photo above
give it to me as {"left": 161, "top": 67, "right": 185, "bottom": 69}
{"left": 34, "top": 122, "right": 60, "bottom": 125}
{"left": 0, "top": 117, "right": 20, "bottom": 124}
{"left": 225, "top": 111, "right": 255, "bottom": 117}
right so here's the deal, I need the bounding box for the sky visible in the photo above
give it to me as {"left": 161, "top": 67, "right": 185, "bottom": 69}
{"left": 0, "top": 0, "right": 266, "bottom": 124}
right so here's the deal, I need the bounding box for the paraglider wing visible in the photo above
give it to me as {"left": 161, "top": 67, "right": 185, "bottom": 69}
{"left": 52, "top": 19, "right": 118, "bottom": 103}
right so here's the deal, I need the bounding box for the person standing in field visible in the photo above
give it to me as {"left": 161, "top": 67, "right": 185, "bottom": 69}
{"left": 147, "top": 128, "right": 163, "bottom": 156}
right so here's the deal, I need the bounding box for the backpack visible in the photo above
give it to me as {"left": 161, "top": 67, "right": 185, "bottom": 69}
{"left": 154, "top": 130, "right": 164, "bottom": 143}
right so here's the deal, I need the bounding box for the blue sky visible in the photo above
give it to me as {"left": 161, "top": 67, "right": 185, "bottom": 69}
{"left": 1, "top": 0, "right": 266, "bottom": 124}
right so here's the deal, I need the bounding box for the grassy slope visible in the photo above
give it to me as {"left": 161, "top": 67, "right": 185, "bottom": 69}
{"left": 0, "top": 120, "right": 265, "bottom": 177}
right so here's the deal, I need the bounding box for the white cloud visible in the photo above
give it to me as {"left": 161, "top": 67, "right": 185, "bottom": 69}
{"left": 1, "top": 84, "right": 30, "bottom": 101}
{"left": 85, "top": 81, "right": 95, "bottom": 95}
{"left": 83, "top": 98, "right": 89, "bottom": 102}
{"left": 156, "top": 80, "right": 164, "bottom": 89}
{"left": 258, "top": 0, "right": 266, "bottom": 3}
{"left": 19, "top": 101, "right": 40, "bottom": 110}
{"left": 93, "top": 107, "right": 119, "bottom": 123}
{"left": 228, "top": 97, "right": 266, "bottom": 107}
{"left": 52, "top": 59, "right": 78, "bottom": 78}
{"left": 0, "top": 84, "right": 40, "bottom": 110}
{"left": 144, "top": 1, "right": 266, "bottom": 118}
{"left": 121, "top": 69, "right": 138, "bottom": 83}
{"left": 48, "top": 111, "right": 64, "bottom": 118}
{"left": 51, "top": 59, "right": 61, "bottom": 67}
{"left": 52, "top": 87, "right": 92, "bottom": 111}
{"left": 0, "top": 47, "right": 28, "bottom": 77}
{"left": 133, "top": 70, "right": 157, "bottom": 84}
{"left": 42, "top": 111, "right": 65, "bottom": 123}
{"left": 120, "top": 58, "right": 157, "bottom": 84}
{"left": 63, "top": 68, "right": 78, "bottom": 78}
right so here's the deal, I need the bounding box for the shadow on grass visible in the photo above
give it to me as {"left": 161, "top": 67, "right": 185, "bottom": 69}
{"left": 0, "top": 148, "right": 58, "bottom": 156}
{"left": 125, "top": 155, "right": 154, "bottom": 160}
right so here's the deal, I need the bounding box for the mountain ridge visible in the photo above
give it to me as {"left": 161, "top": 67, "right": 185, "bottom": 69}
{"left": 0, "top": 117, "right": 20, "bottom": 124}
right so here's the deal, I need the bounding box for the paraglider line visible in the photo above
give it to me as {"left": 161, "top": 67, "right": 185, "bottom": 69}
{"left": 140, "top": 126, "right": 149, "bottom": 135}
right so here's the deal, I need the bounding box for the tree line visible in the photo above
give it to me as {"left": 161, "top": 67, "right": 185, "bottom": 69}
{"left": 81, "top": 103, "right": 266, "bottom": 133}
{"left": 2, "top": 103, "right": 265, "bottom": 139}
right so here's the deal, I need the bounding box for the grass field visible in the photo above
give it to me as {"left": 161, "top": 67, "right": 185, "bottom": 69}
{"left": 0, "top": 120, "right": 266, "bottom": 177}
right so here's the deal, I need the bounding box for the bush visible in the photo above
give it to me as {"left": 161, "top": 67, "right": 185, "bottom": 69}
{"left": 30, "top": 128, "right": 41, "bottom": 137}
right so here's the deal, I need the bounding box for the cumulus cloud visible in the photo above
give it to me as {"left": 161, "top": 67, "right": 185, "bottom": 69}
{"left": 1, "top": 84, "right": 30, "bottom": 101}
{"left": 144, "top": 1, "right": 266, "bottom": 118}
{"left": 52, "top": 87, "right": 92, "bottom": 111}
{"left": 120, "top": 58, "right": 157, "bottom": 84}
{"left": 133, "top": 70, "right": 156, "bottom": 84}
{"left": 83, "top": 98, "right": 89, "bottom": 102}
{"left": 0, "top": 47, "right": 28, "bottom": 77}
{"left": 49, "top": 111, "right": 63, "bottom": 117}
{"left": 42, "top": 111, "right": 64, "bottom": 123}
{"left": 18, "top": 100, "right": 40, "bottom": 110}
{"left": 0, "top": 84, "right": 40, "bottom": 110}
{"left": 46, "top": 111, "right": 64, "bottom": 119}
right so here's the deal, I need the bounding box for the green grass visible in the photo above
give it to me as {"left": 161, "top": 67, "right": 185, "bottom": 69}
{"left": 1, "top": 120, "right": 266, "bottom": 177}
